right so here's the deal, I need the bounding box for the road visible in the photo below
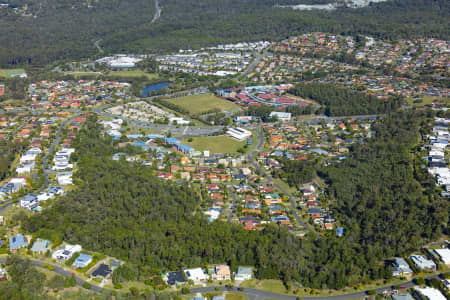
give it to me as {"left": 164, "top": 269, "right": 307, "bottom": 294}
{"left": 236, "top": 46, "right": 272, "bottom": 81}
{"left": 94, "top": 39, "right": 104, "bottom": 54}
{"left": 0, "top": 112, "right": 81, "bottom": 216}
{"left": 227, "top": 187, "right": 238, "bottom": 222}
{"left": 1, "top": 255, "right": 447, "bottom": 299}
{"left": 0, "top": 257, "right": 105, "bottom": 293}
{"left": 247, "top": 128, "right": 313, "bottom": 232}
{"left": 41, "top": 113, "right": 82, "bottom": 190}
{"left": 151, "top": 0, "right": 161, "bottom": 24}
{"left": 191, "top": 271, "right": 449, "bottom": 300}
{"left": 93, "top": 88, "right": 226, "bottom": 137}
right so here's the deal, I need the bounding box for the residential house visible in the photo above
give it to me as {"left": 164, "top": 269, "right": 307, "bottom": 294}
{"left": 414, "top": 287, "right": 446, "bottom": 300}
{"left": 52, "top": 244, "right": 82, "bottom": 260}
{"left": 184, "top": 268, "right": 208, "bottom": 284}
{"left": 31, "top": 239, "right": 51, "bottom": 254}
{"left": 211, "top": 264, "right": 231, "bottom": 281}
{"left": 434, "top": 249, "right": 450, "bottom": 265}
{"left": 235, "top": 267, "right": 252, "bottom": 281}
{"left": 391, "top": 294, "right": 414, "bottom": 300}
{"left": 392, "top": 257, "right": 413, "bottom": 276}
{"left": 73, "top": 254, "right": 93, "bottom": 269}
{"left": 166, "top": 271, "right": 186, "bottom": 286}
{"left": 9, "top": 234, "right": 28, "bottom": 251}
{"left": 409, "top": 255, "right": 436, "bottom": 271}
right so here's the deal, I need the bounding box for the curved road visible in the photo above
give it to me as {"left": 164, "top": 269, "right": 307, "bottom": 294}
{"left": 151, "top": 0, "right": 161, "bottom": 24}
{"left": 1, "top": 256, "right": 447, "bottom": 299}
{"left": 41, "top": 113, "right": 82, "bottom": 190}
{"left": 0, "top": 112, "right": 81, "bottom": 216}
{"left": 192, "top": 270, "right": 449, "bottom": 300}
{"left": 0, "top": 257, "right": 105, "bottom": 293}
{"left": 247, "top": 128, "right": 312, "bottom": 232}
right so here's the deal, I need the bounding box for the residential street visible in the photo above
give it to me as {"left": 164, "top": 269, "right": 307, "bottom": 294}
{"left": 191, "top": 270, "right": 449, "bottom": 300}
{"left": 247, "top": 128, "right": 313, "bottom": 232}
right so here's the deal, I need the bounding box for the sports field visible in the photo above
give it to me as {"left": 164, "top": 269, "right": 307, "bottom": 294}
{"left": 165, "top": 93, "right": 241, "bottom": 115}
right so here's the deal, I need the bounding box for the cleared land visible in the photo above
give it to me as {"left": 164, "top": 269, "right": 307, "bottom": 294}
{"left": 285, "top": 93, "right": 321, "bottom": 106}
{"left": 106, "top": 70, "right": 158, "bottom": 80}
{"left": 64, "top": 70, "right": 158, "bottom": 80}
{"left": 406, "top": 96, "right": 450, "bottom": 107}
{"left": 165, "top": 93, "right": 241, "bottom": 115}
{"left": 0, "top": 68, "right": 26, "bottom": 78}
{"left": 183, "top": 135, "right": 246, "bottom": 154}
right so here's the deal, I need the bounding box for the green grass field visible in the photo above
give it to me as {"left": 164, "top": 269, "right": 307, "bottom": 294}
{"left": 183, "top": 135, "right": 246, "bottom": 154}
{"left": 64, "top": 70, "right": 158, "bottom": 80}
{"left": 0, "top": 68, "right": 26, "bottom": 78}
{"left": 106, "top": 70, "right": 158, "bottom": 80}
{"left": 165, "top": 93, "right": 241, "bottom": 116}
{"left": 406, "top": 96, "right": 450, "bottom": 107}
{"left": 225, "top": 294, "right": 246, "bottom": 300}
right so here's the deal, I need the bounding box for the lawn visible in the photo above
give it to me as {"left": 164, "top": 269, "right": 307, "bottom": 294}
{"left": 225, "top": 293, "right": 246, "bottom": 300}
{"left": 183, "top": 135, "right": 246, "bottom": 154}
{"left": 165, "top": 93, "right": 241, "bottom": 116}
{"left": 63, "top": 72, "right": 102, "bottom": 78}
{"left": 0, "top": 68, "right": 26, "bottom": 78}
{"left": 241, "top": 279, "right": 288, "bottom": 294}
{"left": 106, "top": 70, "right": 158, "bottom": 80}
{"left": 406, "top": 96, "right": 450, "bottom": 107}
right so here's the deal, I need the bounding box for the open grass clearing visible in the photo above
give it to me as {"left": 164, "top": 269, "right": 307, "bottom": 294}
{"left": 406, "top": 96, "right": 450, "bottom": 107}
{"left": 165, "top": 93, "right": 241, "bottom": 116}
{"left": 0, "top": 68, "right": 26, "bottom": 78}
{"left": 183, "top": 135, "right": 246, "bottom": 154}
{"left": 225, "top": 293, "right": 246, "bottom": 300}
{"left": 63, "top": 72, "right": 102, "bottom": 78}
{"left": 106, "top": 70, "right": 158, "bottom": 80}
{"left": 285, "top": 93, "right": 320, "bottom": 106}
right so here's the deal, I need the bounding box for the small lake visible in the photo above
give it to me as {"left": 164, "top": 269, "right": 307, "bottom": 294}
{"left": 142, "top": 82, "right": 169, "bottom": 97}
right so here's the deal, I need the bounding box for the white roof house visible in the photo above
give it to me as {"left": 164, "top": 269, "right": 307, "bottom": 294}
{"left": 415, "top": 287, "right": 447, "bottom": 300}
{"left": 226, "top": 127, "right": 252, "bottom": 141}
{"left": 235, "top": 267, "right": 252, "bottom": 281}
{"left": 56, "top": 172, "right": 73, "bottom": 185}
{"left": 269, "top": 111, "right": 292, "bottom": 122}
{"left": 184, "top": 268, "right": 208, "bottom": 283}
{"left": 16, "top": 162, "right": 35, "bottom": 175}
{"left": 52, "top": 244, "right": 82, "bottom": 260}
{"left": 434, "top": 248, "right": 450, "bottom": 265}
{"left": 410, "top": 255, "right": 436, "bottom": 270}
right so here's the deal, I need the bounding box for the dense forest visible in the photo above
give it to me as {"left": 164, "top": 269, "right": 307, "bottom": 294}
{"left": 0, "top": 0, "right": 449, "bottom": 66}
{"left": 275, "top": 159, "right": 317, "bottom": 189}
{"left": 290, "top": 83, "right": 402, "bottom": 116}
{"left": 0, "top": 138, "right": 28, "bottom": 182}
{"left": 22, "top": 112, "right": 447, "bottom": 289}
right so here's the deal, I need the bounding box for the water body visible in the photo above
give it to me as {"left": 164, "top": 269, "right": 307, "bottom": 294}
{"left": 277, "top": 0, "right": 388, "bottom": 11}
{"left": 142, "top": 82, "right": 169, "bottom": 97}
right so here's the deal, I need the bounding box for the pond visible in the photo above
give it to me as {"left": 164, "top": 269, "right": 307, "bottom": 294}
{"left": 142, "top": 82, "right": 169, "bottom": 97}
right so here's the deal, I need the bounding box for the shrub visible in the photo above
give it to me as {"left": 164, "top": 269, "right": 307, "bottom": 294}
{"left": 48, "top": 265, "right": 55, "bottom": 271}
{"left": 367, "top": 290, "right": 377, "bottom": 295}
{"left": 181, "top": 287, "right": 190, "bottom": 294}
{"left": 114, "top": 283, "right": 123, "bottom": 289}
{"left": 41, "top": 263, "right": 48, "bottom": 268}
{"left": 82, "top": 282, "right": 91, "bottom": 290}
{"left": 415, "top": 277, "right": 425, "bottom": 285}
